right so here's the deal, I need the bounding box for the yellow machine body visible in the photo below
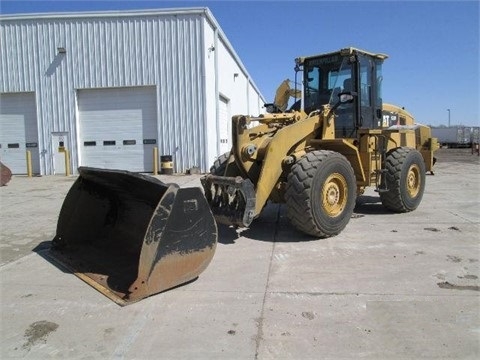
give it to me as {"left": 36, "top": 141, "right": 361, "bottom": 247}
{"left": 202, "top": 47, "right": 438, "bottom": 237}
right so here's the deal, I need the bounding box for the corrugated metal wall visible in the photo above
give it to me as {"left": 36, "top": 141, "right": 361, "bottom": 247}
{"left": 1, "top": 11, "right": 208, "bottom": 173}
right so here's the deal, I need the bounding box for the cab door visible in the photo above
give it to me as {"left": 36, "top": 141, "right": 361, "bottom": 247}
{"left": 358, "top": 55, "right": 376, "bottom": 129}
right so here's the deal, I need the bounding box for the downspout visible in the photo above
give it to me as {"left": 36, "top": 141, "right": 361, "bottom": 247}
{"left": 214, "top": 28, "right": 220, "bottom": 157}
{"left": 246, "top": 76, "right": 250, "bottom": 115}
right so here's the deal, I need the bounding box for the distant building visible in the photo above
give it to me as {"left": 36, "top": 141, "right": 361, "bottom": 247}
{"left": 0, "top": 7, "right": 265, "bottom": 174}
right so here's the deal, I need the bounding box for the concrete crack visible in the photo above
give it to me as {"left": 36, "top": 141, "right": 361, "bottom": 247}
{"left": 254, "top": 204, "right": 281, "bottom": 359}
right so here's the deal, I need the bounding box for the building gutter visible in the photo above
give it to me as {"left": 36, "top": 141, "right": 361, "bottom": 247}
{"left": 0, "top": 7, "right": 213, "bottom": 20}
{"left": 213, "top": 28, "right": 221, "bottom": 157}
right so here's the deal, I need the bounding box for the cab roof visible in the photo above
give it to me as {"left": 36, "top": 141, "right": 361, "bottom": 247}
{"left": 296, "top": 47, "right": 388, "bottom": 65}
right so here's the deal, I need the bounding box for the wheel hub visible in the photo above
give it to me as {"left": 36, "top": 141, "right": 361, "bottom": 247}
{"left": 326, "top": 185, "right": 340, "bottom": 205}
{"left": 406, "top": 164, "right": 421, "bottom": 198}
{"left": 322, "top": 173, "right": 347, "bottom": 217}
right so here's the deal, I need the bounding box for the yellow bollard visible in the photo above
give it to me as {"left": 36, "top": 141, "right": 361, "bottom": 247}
{"left": 64, "top": 148, "right": 71, "bottom": 176}
{"left": 153, "top": 147, "right": 159, "bottom": 175}
{"left": 26, "top": 150, "right": 33, "bottom": 177}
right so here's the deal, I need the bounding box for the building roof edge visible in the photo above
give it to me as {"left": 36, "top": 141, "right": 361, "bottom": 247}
{"left": 0, "top": 7, "right": 209, "bottom": 20}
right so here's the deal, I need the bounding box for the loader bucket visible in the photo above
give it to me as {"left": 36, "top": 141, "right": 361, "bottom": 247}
{"left": 48, "top": 167, "right": 217, "bottom": 306}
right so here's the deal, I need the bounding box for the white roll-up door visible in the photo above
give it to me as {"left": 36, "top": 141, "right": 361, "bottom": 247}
{"left": 218, "top": 95, "right": 231, "bottom": 155}
{"left": 78, "top": 86, "right": 157, "bottom": 172}
{"left": 0, "top": 92, "right": 39, "bottom": 174}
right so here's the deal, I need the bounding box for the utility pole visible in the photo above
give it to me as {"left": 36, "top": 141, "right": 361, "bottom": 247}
{"left": 447, "top": 108, "right": 451, "bottom": 127}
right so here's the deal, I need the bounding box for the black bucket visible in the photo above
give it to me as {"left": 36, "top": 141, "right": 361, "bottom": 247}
{"left": 161, "top": 155, "right": 173, "bottom": 175}
{"left": 48, "top": 167, "right": 217, "bottom": 305}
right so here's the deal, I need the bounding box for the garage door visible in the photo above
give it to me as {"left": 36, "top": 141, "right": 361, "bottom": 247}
{"left": 0, "top": 92, "right": 40, "bottom": 174}
{"left": 78, "top": 86, "right": 157, "bottom": 172}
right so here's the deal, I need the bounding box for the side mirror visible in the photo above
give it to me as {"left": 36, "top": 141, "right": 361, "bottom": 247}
{"left": 339, "top": 92, "right": 355, "bottom": 103}
{"left": 265, "top": 103, "right": 275, "bottom": 113}
{"left": 329, "top": 91, "right": 357, "bottom": 116}
{"left": 264, "top": 103, "right": 281, "bottom": 114}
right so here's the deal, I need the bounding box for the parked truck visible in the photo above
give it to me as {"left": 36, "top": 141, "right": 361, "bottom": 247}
{"left": 432, "top": 126, "right": 480, "bottom": 148}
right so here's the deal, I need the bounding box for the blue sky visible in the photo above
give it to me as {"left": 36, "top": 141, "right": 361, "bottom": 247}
{"left": 1, "top": 0, "right": 479, "bottom": 127}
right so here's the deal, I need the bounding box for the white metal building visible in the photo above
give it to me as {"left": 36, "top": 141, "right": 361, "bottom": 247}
{"left": 0, "top": 7, "right": 266, "bottom": 174}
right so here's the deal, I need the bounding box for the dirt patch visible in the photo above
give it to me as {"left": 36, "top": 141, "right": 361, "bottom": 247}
{"left": 301, "top": 311, "right": 315, "bottom": 320}
{"left": 22, "top": 321, "right": 59, "bottom": 350}
{"left": 458, "top": 275, "right": 478, "bottom": 280}
{"left": 437, "top": 282, "right": 480, "bottom": 292}
{"left": 446, "top": 255, "right": 462, "bottom": 263}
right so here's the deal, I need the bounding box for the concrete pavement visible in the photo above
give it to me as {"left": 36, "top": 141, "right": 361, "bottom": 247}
{"left": 0, "top": 148, "right": 479, "bottom": 359}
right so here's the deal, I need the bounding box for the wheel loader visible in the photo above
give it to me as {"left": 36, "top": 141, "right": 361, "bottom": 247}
{"left": 47, "top": 47, "right": 437, "bottom": 306}
{"left": 201, "top": 47, "right": 439, "bottom": 237}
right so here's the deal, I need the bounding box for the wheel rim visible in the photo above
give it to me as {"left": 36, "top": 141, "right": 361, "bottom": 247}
{"left": 406, "top": 164, "right": 421, "bottom": 198}
{"left": 322, "top": 173, "right": 348, "bottom": 217}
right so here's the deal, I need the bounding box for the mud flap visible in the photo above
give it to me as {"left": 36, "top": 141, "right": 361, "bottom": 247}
{"left": 48, "top": 167, "right": 217, "bottom": 306}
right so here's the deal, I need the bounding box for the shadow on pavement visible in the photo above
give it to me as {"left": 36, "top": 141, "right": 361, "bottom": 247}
{"left": 217, "top": 195, "right": 401, "bottom": 245}
{"left": 354, "top": 195, "right": 393, "bottom": 215}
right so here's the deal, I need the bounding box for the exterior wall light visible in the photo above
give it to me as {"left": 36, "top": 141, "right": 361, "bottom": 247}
{"left": 57, "top": 47, "right": 66, "bottom": 54}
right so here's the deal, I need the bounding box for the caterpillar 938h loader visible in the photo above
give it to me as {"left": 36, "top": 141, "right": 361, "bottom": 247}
{"left": 49, "top": 168, "right": 217, "bottom": 305}
{"left": 201, "top": 47, "right": 438, "bottom": 237}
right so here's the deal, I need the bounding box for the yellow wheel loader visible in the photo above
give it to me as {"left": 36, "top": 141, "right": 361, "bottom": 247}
{"left": 201, "top": 47, "right": 438, "bottom": 237}
{"left": 49, "top": 167, "right": 217, "bottom": 305}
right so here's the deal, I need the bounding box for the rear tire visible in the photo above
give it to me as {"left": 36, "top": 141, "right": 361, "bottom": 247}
{"left": 380, "top": 147, "right": 426, "bottom": 212}
{"left": 210, "top": 152, "right": 230, "bottom": 175}
{"left": 285, "top": 150, "right": 357, "bottom": 238}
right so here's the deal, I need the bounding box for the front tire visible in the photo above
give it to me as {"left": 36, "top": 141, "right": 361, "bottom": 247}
{"left": 285, "top": 150, "right": 357, "bottom": 238}
{"left": 210, "top": 152, "right": 230, "bottom": 175}
{"left": 380, "top": 147, "right": 426, "bottom": 212}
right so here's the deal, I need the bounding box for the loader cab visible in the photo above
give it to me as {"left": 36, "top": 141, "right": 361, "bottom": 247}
{"left": 299, "top": 48, "right": 387, "bottom": 138}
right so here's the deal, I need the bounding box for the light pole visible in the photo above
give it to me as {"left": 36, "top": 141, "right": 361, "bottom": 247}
{"left": 447, "top": 108, "right": 451, "bottom": 127}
